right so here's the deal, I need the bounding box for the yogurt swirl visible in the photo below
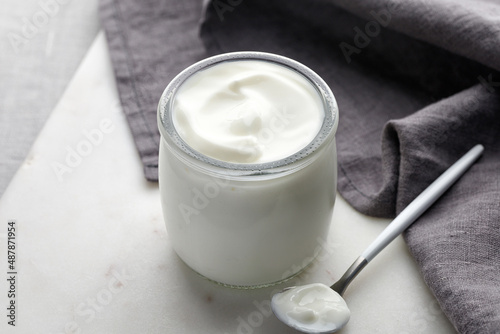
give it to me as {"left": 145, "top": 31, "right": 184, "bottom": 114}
{"left": 172, "top": 60, "right": 324, "bottom": 164}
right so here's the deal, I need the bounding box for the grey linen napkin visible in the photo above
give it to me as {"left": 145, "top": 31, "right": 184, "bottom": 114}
{"left": 99, "top": 0, "right": 500, "bottom": 332}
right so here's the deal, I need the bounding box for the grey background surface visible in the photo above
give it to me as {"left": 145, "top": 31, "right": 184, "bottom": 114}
{"left": 0, "top": 0, "right": 100, "bottom": 197}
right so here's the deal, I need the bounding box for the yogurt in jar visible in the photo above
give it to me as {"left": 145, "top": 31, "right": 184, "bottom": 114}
{"left": 157, "top": 52, "right": 339, "bottom": 287}
{"left": 172, "top": 60, "right": 324, "bottom": 163}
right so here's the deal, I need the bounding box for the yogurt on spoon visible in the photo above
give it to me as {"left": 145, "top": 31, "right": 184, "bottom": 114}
{"left": 272, "top": 283, "right": 350, "bottom": 333}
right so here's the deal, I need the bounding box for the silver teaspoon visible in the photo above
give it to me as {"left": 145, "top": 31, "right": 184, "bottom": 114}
{"left": 272, "top": 144, "right": 484, "bottom": 334}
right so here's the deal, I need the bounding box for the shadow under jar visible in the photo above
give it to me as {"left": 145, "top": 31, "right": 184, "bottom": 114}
{"left": 157, "top": 52, "right": 339, "bottom": 288}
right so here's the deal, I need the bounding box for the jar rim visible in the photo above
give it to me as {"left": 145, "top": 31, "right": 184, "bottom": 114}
{"left": 157, "top": 51, "right": 338, "bottom": 176}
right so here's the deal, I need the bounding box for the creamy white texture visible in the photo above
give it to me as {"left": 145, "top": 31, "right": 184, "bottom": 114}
{"left": 172, "top": 60, "right": 324, "bottom": 163}
{"left": 272, "top": 283, "right": 350, "bottom": 332}
{"left": 158, "top": 55, "right": 338, "bottom": 287}
{"left": 159, "top": 139, "right": 337, "bottom": 286}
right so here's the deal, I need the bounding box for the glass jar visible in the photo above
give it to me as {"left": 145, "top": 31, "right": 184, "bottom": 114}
{"left": 157, "top": 52, "right": 339, "bottom": 288}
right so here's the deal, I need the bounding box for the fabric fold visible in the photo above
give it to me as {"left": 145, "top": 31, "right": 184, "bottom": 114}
{"left": 99, "top": 0, "right": 207, "bottom": 180}
{"left": 323, "top": 0, "right": 500, "bottom": 72}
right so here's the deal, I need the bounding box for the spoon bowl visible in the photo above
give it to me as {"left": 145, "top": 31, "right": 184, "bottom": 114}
{"left": 272, "top": 283, "right": 350, "bottom": 333}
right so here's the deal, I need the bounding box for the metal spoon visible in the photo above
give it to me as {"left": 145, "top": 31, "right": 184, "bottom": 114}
{"left": 272, "top": 144, "right": 484, "bottom": 333}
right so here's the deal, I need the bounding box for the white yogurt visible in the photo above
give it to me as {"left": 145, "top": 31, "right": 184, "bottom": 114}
{"left": 157, "top": 52, "right": 339, "bottom": 287}
{"left": 172, "top": 60, "right": 324, "bottom": 163}
{"left": 272, "top": 283, "right": 350, "bottom": 333}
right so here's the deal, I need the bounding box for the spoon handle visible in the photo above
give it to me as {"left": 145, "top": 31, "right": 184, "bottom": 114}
{"left": 361, "top": 144, "right": 484, "bottom": 262}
